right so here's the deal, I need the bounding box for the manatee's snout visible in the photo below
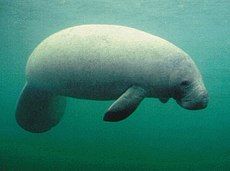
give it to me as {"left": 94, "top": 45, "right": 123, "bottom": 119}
{"left": 176, "top": 89, "right": 209, "bottom": 110}
{"left": 185, "top": 91, "right": 208, "bottom": 110}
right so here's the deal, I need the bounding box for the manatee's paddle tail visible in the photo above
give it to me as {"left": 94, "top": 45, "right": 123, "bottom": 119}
{"left": 103, "top": 86, "right": 147, "bottom": 122}
{"left": 15, "top": 83, "right": 66, "bottom": 133}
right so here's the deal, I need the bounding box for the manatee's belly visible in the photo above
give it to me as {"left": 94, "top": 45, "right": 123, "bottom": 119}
{"left": 59, "top": 82, "right": 132, "bottom": 100}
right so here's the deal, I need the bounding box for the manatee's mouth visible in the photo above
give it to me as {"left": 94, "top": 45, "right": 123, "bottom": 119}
{"left": 176, "top": 92, "right": 209, "bottom": 110}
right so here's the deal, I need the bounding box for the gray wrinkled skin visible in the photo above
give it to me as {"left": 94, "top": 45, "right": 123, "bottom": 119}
{"left": 26, "top": 24, "right": 208, "bottom": 110}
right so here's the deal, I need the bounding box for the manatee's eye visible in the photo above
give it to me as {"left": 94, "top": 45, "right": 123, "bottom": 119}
{"left": 180, "top": 80, "right": 190, "bottom": 86}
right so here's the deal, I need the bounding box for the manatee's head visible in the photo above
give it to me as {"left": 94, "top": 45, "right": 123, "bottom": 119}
{"left": 169, "top": 56, "right": 208, "bottom": 110}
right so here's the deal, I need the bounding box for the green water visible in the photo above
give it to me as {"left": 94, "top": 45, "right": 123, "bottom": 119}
{"left": 0, "top": 0, "right": 230, "bottom": 170}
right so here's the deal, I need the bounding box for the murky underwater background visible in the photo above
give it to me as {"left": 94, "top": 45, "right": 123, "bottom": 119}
{"left": 0, "top": 0, "right": 230, "bottom": 170}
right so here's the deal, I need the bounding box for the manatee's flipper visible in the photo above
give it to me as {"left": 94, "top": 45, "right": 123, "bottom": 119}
{"left": 159, "top": 98, "right": 169, "bottom": 103}
{"left": 15, "top": 83, "right": 66, "bottom": 133}
{"left": 103, "top": 86, "right": 147, "bottom": 122}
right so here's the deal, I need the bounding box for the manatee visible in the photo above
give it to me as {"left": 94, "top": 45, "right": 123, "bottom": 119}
{"left": 15, "top": 25, "right": 208, "bottom": 133}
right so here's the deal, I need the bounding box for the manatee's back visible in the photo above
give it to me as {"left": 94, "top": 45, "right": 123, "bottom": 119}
{"left": 26, "top": 25, "right": 186, "bottom": 96}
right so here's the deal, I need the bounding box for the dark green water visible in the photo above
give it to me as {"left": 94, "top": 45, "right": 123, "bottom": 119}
{"left": 0, "top": 0, "right": 230, "bottom": 170}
